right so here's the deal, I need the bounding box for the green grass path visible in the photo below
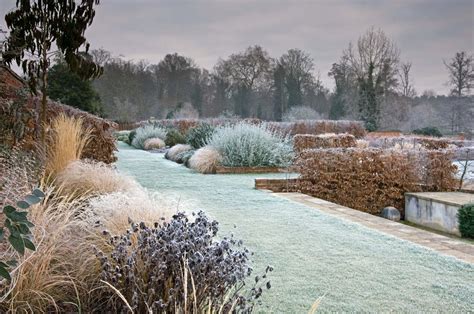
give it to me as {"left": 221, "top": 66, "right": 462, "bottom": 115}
{"left": 116, "top": 143, "right": 474, "bottom": 313}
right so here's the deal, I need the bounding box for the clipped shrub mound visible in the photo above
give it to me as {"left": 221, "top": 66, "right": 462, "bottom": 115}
{"left": 457, "top": 204, "right": 474, "bottom": 238}
{"left": 165, "top": 144, "right": 193, "bottom": 162}
{"left": 366, "top": 136, "right": 451, "bottom": 150}
{"left": 208, "top": 122, "right": 293, "bottom": 167}
{"left": 144, "top": 137, "right": 165, "bottom": 150}
{"left": 186, "top": 122, "right": 215, "bottom": 149}
{"left": 188, "top": 146, "right": 222, "bottom": 174}
{"left": 294, "top": 133, "right": 356, "bottom": 153}
{"left": 165, "top": 128, "right": 186, "bottom": 147}
{"left": 95, "top": 211, "right": 271, "bottom": 313}
{"left": 114, "top": 130, "right": 131, "bottom": 143}
{"left": 56, "top": 160, "right": 138, "bottom": 197}
{"left": 131, "top": 125, "right": 167, "bottom": 149}
{"left": 295, "top": 148, "right": 458, "bottom": 216}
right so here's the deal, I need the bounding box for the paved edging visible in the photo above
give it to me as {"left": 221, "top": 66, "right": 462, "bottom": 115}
{"left": 271, "top": 192, "right": 474, "bottom": 264}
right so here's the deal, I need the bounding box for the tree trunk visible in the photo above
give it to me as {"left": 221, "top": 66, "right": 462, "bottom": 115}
{"left": 40, "top": 48, "right": 48, "bottom": 144}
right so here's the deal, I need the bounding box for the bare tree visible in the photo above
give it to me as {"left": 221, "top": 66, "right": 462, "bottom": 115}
{"left": 444, "top": 51, "right": 474, "bottom": 96}
{"left": 90, "top": 48, "right": 112, "bottom": 66}
{"left": 343, "top": 27, "right": 400, "bottom": 130}
{"left": 214, "top": 45, "right": 271, "bottom": 117}
{"left": 278, "top": 49, "right": 315, "bottom": 107}
{"left": 398, "top": 61, "right": 416, "bottom": 97}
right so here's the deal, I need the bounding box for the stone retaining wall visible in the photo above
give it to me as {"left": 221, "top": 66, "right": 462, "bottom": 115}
{"left": 215, "top": 166, "right": 287, "bottom": 174}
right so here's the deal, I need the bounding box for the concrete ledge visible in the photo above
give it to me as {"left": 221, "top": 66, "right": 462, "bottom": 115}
{"left": 405, "top": 192, "right": 474, "bottom": 236}
{"left": 216, "top": 166, "right": 287, "bottom": 174}
{"left": 255, "top": 178, "right": 300, "bottom": 191}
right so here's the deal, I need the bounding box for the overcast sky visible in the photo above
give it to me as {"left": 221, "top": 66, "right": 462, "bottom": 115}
{"left": 1, "top": 0, "right": 473, "bottom": 95}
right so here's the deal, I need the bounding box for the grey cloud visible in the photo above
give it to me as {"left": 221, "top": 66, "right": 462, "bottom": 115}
{"left": 1, "top": 0, "right": 473, "bottom": 94}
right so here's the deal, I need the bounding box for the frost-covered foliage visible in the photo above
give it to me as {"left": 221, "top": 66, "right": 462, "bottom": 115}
{"left": 165, "top": 128, "right": 187, "bottom": 147}
{"left": 165, "top": 144, "right": 192, "bottom": 162}
{"left": 458, "top": 204, "right": 474, "bottom": 238}
{"left": 186, "top": 123, "right": 216, "bottom": 149}
{"left": 113, "top": 130, "right": 131, "bottom": 143}
{"left": 0, "top": 146, "right": 43, "bottom": 208}
{"left": 84, "top": 189, "right": 173, "bottom": 235}
{"left": 208, "top": 123, "right": 294, "bottom": 167}
{"left": 282, "top": 106, "right": 322, "bottom": 121}
{"left": 131, "top": 125, "right": 167, "bottom": 149}
{"left": 95, "top": 211, "right": 272, "bottom": 313}
{"left": 56, "top": 160, "right": 139, "bottom": 198}
{"left": 188, "top": 146, "right": 221, "bottom": 174}
{"left": 177, "top": 149, "right": 195, "bottom": 166}
{"left": 144, "top": 137, "right": 166, "bottom": 150}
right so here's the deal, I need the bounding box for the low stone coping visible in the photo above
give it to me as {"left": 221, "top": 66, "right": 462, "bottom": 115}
{"left": 405, "top": 192, "right": 474, "bottom": 207}
{"left": 215, "top": 166, "right": 288, "bottom": 174}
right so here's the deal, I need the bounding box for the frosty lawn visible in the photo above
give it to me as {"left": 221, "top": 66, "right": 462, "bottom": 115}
{"left": 116, "top": 143, "right": 474, "bottom": 312}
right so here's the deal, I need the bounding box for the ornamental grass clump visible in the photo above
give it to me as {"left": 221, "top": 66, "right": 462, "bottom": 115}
{"left": 144, "top": 137, "right": 166, "bottom": 150}
{"left": 95, "top": 211, "right": 272, "bottom": 313}
{"left": 188, "top": 146, "right": 221, "bottom": 174}
{"left": 208, "top": 122, "right": 294, "bottom": 167}
{"left": 131, "top": 125, "right": 167, "bottom": 149}
{"left": 45, "top": 113, "right": 91, "bottom": 178}
{"left": 55, "top": 160, "right": 139, "bottom": 198}
{"left": 0, "top": 188, "right": 98, "bottom": 313}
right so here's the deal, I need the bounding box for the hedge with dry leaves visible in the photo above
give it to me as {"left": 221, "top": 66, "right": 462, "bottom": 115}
{"left": 268, "top": 120, "right": 366, "bottom": 138}
{"left": 134, "top": 118, "right": 366, "bottom": 138}
{"left": 293, "top": 133, "right": 357, "bottom": 153}
{"left": 293, "top": 148, "right": 458, "bottom": 216}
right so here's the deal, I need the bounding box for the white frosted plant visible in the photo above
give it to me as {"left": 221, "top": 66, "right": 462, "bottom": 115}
{"left": 207, "top": 122, "right": 294, "bottom": 167}
{"left": 131, "top": 125, "right": 167, "bottom": 149}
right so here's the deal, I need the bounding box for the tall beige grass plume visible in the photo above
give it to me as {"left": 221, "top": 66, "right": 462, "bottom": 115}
{"left": 188, "top": 146, "right": 221, "bottom": 174}
{"left": 45, "top": 113, "right": 91, "bottom": 178}
{"left": 55, "top": 160, "right": 139, "bottom": 198}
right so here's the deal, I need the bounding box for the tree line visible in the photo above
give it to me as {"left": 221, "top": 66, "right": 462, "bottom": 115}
{"left": 2, "top": 4, "right": 472, "bottom": 134}
{"left": 70, "top": 27, "right": 471, "bottom": 134}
